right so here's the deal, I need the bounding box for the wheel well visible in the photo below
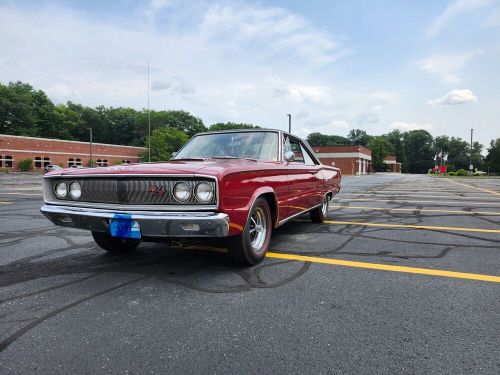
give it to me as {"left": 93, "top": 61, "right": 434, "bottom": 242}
{"left": 260, "top": 192, "right": 278, "bottom": 228}
{"left": 326, "top": 191, "right": 333, "bottom": 200}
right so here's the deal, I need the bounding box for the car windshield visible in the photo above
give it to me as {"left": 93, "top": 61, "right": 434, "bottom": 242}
{"left": 174, "top": 131, "right": 279, "bottom": 161}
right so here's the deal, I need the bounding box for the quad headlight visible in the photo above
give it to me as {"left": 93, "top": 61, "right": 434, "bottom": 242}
{"left": 195, "top": 182, "right": 214, "bottom": 203}
{"left": 55, "top": 181, "right": 68, "bottom": 199}
{"left": 69, "top": 181, "right": 82, "bottom": 200}
{"left": 173, "top": 181, "right": 191, "bottom": 202}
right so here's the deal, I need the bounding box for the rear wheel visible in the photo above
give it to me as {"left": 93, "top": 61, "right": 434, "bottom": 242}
{"left": 227, "top": 197, "right": 272, "bottom": 266}
{"left": 310, "top": 195, "right": 329, "bottom": 223}
{"left": 92, "top": 231, "right": 140, "bottom": 253}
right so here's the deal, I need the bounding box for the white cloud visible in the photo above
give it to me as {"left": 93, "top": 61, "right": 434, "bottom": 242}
{"left": 417, "top": 51, "right": 481, "bottom": 82}
{"left": 427, "top": 0, "right": 492, "bottom": 37}
{"left": 391, "top": 122, "right": 433, "bottom": 131}
{"left": 485, "top": 7, "right": 500, "bottom": 27}
{"left": 428, "top": 89, "right": 478, "bottom": 106}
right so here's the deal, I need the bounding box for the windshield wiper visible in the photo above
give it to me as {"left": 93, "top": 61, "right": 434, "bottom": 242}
{"left": 211, "top": 156, "right": 258, "bottom": 162}
{"left": 173, "top": 157, "right": 209, "bottom": 161}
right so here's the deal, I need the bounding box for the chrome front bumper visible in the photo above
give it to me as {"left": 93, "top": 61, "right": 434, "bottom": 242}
{"left": 40, "top": 205, "right": 230, "bottom": 238}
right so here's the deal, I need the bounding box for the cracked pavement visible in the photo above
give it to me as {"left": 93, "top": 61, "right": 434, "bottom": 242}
{"left": 0, "top": 172, "right": 499, "bottom": 374}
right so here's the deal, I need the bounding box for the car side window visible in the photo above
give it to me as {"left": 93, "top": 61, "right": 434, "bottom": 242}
{"left": 299, "top": 143, "right": 317, "bottom": 165}
{"left": 283, "top": 136, "right": 292, "bottom": 155}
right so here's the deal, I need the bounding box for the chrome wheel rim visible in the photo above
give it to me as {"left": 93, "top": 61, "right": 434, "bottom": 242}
{"left": 249, "top": 206, "right": 267, "bottom": 253}
{"left": 321, "top": 197, "right": 329, "bottom": 217}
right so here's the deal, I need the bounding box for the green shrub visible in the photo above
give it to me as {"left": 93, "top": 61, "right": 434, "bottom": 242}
{"left": 2, "top": 168, "right": 9, "bottom": 174}
{"left": 58, "top": 162, "right": 64, "bottom": 168}
{"left": 112, "top": 160, "right": 123, "bottom": 165}
{"left": 455, "top": 169, "right": 468, "bottom": 176}
{"left": 448, "top": 171, "right": 456, "bottom": 176}
{"left": 18, "top": 159, "right": 33, "bottom": 172}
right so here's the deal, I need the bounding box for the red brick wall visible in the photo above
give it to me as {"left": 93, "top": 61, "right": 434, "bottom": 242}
{"left": 313, "top": 145, "right": 372, "bottom": 156}
{"left": 319, "top": 157, "right": 358, "bottom": 175}
{"left": 0, "top": 134, "right": 145, "bottom": 171}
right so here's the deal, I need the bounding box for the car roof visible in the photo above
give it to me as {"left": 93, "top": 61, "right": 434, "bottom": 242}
{"left": 196, "top": 128, "right": 296, "bottom": 137}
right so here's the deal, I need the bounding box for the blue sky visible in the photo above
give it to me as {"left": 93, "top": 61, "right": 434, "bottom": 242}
{"left": 1, "top": 0, "right": 499, "bottom": 146}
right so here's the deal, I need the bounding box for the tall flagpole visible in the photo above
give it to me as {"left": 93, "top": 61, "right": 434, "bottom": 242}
{"left": 148, "top": 60, "right": 151, "bottom": 163}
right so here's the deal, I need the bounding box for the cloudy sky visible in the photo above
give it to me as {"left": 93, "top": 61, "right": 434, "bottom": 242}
{"left": 1, "top": 0, "right": 499, "bottom": 146}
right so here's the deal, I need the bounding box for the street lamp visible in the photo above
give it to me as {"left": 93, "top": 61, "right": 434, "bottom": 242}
{"left": 88, "top": 127, "right": 93, "bottom": 167}
{"left": 469, "top": 128, "right": 473, "bottom": 172}
{"left": 287, "top": 114, "right": 291, "bottom": 134}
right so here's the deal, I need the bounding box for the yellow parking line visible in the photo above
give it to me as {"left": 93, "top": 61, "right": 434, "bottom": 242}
{"left": 266, "top": 252, "right": 500, "bottom": 283}
{"left": 0, "top": 201, "right": 13, "bottom": 205}
{"left": 444, "top": 179, "right": 500, "bottom": 196}
{"left": 342, "top": 193, "right": 500, "bottom": 201}
{"left": 330, "top": 205, "right": 500, "bottom": 216}
{"left": 334, "top": 198, "right": 500, "bottom": 206}
{"left": 320, "top": 220, "right": 500, "bottom": 234}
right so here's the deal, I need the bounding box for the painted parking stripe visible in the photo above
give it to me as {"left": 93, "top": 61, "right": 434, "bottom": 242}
{"left": 443, "top": 179, "right": 500, "bottom": 196}
{"left": 266, "top": 252, "right": 500, "bottom": 283}
{"left": 320, "top": 220, "right": 500, "bottom": 234}
{"left": 342, "top": 193, "right": 500, "bottom": 201}
{"left": 330, "top": 205, "right": 500, "bottom": 216}
{"left": 334, "top": 198, "right": 500, "bottom": 206}
{"left": 0, "top": 201, "right": 13, "bottom": 205}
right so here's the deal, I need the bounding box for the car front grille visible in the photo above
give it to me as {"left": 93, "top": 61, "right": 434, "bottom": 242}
{"left": 52, "top": 177, "right": 217, "bottom": 206}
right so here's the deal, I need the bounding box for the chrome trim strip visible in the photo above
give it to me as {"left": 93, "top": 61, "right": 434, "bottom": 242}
{"left": 276, "top": 203, "right": 322, "bottom": 227}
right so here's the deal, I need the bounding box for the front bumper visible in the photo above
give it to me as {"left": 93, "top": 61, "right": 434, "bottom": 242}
{"left": 40, "top": 204, "right": 230, "bottom": 238}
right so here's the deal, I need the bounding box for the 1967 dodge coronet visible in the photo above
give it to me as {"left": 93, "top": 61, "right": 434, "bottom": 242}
{"left": 41, "top": 129, "right": 341, "bottom": 265}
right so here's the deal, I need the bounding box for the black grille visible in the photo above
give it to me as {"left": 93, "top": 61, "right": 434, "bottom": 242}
{"left": 53, "top": 177, "right": 217, "bottom": 206}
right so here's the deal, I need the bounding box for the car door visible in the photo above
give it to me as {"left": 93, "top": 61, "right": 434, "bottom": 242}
{"left": 284, "top": 135, "right": 321, "bottom": 217}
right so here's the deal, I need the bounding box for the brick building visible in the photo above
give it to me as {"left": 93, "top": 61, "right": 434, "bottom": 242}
{"left": 0, "top": 134, "right": 145, "bottom": 171}
{"left": 313, "top": 145, "right": 372, "bottom": 175}
{"left": 382, "top": 155, "right": 402, "bottom": 173}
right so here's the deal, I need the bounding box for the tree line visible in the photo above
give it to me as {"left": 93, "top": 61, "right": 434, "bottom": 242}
{"left": 306, "top": 129, "right": 497, "bottom": 174}
{"left": 1, "top": 81, "right": 499, "bottom": 173}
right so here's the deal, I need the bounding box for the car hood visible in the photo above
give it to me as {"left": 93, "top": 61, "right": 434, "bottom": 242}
{"left": 45, "top": 159, "right": 282, "bottom": 179}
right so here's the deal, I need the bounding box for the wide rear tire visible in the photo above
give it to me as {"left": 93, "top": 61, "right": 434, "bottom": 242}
{"left": 92, "top": 231, "right": 140, "bottom": 253}
{"left": 227, "top": 197, "right": 272, "bottom": 266}
{"left": 310, "top": 195, "right": 329, "bottom": 223}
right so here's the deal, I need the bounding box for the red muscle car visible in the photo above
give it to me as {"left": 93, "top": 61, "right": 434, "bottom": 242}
{"left": 41, "top": 129, "right": 341, "bottom": 265}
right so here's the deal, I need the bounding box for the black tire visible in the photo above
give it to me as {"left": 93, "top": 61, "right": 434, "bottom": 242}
{"left": 91, "top": 231, "right": 140, "bottom": 253}
{"left": 310, "top": 195, "right": 329, "bottom": 223}
{"left": 227, "top": 197, "right": 272, "bottom": 266}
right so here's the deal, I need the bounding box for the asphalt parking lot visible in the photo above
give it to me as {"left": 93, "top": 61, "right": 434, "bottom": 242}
{"left": 0, "top": 172, "right": 499, "bottom": 374}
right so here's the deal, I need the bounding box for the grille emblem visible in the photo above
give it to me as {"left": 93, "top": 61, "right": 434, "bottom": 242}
{"left": 148, "top": 185, "right": 167, "bottom": 197}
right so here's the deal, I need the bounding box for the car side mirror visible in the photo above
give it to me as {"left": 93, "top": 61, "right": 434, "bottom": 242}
{"left": 171, "top": 151, "right": 178, "bottom": 159}
{"left": 284, "top": 151, "right": 295, "bottom": 162}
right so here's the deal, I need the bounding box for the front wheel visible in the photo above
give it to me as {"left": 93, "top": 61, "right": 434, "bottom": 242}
{"left": 227, "top": 197, "right": 272, "bottom": 266}
{"left": 92, "top": 231, "right": 140, "bottom": 254}
{"left": 310, "top": 195, "right": 329, "bottom": 223}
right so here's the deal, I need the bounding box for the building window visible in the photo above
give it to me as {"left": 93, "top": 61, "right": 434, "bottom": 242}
{"left": 75, "top": 158, "right": 82, "bottom": 166}
{"left": 121, "top": 160, "right": 130, "bottom": 164}
{"left": 34, "top": 156, "right": 51, "bottom": 168}
{"left": 96, "top": 159, "right": 108, "bottom": 167}
{"left": 2, "top": 155, "right": 13, "bottom": 168}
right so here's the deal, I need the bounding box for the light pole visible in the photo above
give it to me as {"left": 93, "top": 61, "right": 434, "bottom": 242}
{"left": 147, "top": 60, "right": 151, "bottom": 163}
{"left": 287, "top": 114, "right": 291, "bottom": 134}
{"left": 88, "top": 127, "right": 93, "bottom": 167}
{"left": 469, "top": 128, "right": 473, "bottom": 172}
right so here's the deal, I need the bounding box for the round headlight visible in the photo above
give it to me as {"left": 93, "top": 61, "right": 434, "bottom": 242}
{"left": 173, "top": 182, "right": 191, "bottom": 202}
{"left": 69, "top": 181, "right": 82, "bottom": 200}
{"left": 195, "top": 182, "right": 213, "bottom": 203}
{"left": 55, "top": 181, "right": 68, "bottom": 199}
